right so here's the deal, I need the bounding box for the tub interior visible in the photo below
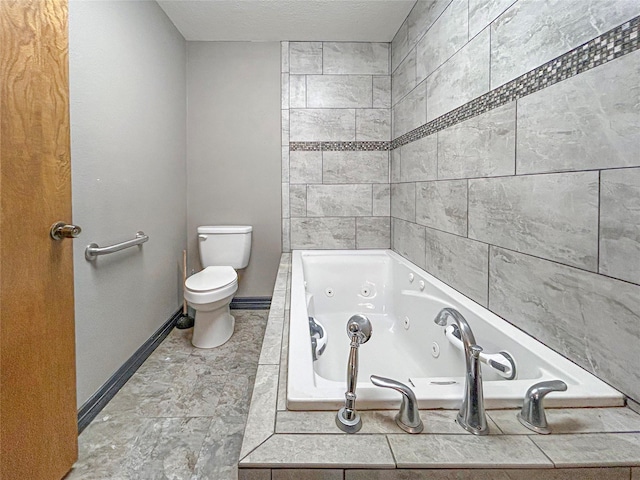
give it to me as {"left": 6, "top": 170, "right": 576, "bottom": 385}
{"left": 289, "top": 250, "right": 624, "bottom": 410}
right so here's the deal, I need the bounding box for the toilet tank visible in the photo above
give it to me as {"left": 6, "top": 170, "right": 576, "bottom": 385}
{"left": 198, "top": 226, "right": 252, "bottom": 269}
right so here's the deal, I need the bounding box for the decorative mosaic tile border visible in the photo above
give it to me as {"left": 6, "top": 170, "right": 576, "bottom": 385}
{"left": 391, "top": 14, "right": 639, "bottom": 149}
{"left": 289, "top": 15, "right": 639, "bottom": 153}
{"left": 289, "top": 141, "right": 389, "bottom": 151}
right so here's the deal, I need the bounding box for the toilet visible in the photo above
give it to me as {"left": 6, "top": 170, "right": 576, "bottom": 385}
{"left": 184, "top": 225, "right": 252, "bottom": 348}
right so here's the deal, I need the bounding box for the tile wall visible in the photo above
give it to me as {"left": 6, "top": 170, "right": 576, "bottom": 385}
{"left": 281, "top": 42, "right": 391, "bottom": 251}
{"left": 389, "top": 0, "right": 640, "bottom": 403}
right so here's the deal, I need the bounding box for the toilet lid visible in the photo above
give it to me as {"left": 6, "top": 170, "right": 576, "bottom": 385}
{"left": 185, "top": 266, "right": 237, "bottom": 292}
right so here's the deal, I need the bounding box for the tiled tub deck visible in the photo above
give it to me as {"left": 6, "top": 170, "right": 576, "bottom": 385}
{"left": 239, "top": 254, "right": 640, "bottom": 479}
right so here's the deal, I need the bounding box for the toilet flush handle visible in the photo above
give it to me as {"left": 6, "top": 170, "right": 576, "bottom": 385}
{"left": 198, "top": 235, "right": 207, "bottom": 241}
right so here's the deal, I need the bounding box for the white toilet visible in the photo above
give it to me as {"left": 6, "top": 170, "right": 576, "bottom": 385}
{"left": 184, "top": 225, "right": 252, "bottom": 348}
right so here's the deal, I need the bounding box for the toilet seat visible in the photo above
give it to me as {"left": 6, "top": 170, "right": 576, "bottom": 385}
{"left": 184, "top": 266, "right": 238, "bottom": 305}
{"left": 186, "top": 266, "right": 236, "bottom": 291}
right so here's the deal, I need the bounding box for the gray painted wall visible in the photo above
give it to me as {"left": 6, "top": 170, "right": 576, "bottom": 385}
{"left": 69, "top": 0, "right": 187, "bottom": 406}
{"left": 390, "top": 0, "right": 640, "bottom": 402}
{"left": 187, "top": 42, "right": 281, "bottom": 296}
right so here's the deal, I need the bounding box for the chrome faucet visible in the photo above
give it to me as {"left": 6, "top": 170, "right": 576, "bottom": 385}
{"left": 434, "top": 307, "right": 488, "bottom": 435}
{"left": 335, "top": 314, "right": 372, "bottom": 433}
{"left": 370, "top": 375, "right": 424, "bottom": 433}
{"left": 518, "top": 380, "right": 567, "bottom": 434}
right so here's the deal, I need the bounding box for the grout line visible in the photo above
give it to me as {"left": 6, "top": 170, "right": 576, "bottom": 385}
{"left": 466, "top": 178, "right": 470, "bottom": 238}
{"left": 487, "top": 244, "right": 491, "bottom": 309}
{"left": 597, "top": 170, "right": 602, "bottom": 273}
{"left": 486, "top": 242, "right": 640, "bottom": 288}
{"left": 527, "top": 435, "right": 558, "bottom": 467}
{"left": 385, "top": 434, "right": 399, "bottom": 468}
{"left": 514, "top": 99, "right": 518, "bottom": 175}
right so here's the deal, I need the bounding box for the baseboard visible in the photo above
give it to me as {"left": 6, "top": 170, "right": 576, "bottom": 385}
{"left": 230, "top": 296, "right": 271, "bottom": 310}
{"left": 77, "top": 307, "right": 182, "bottom": 434}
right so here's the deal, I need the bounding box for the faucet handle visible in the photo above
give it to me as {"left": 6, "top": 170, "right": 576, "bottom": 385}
{"left": 517, "top": 380, "right": 567, "bottom": 434}
{"left": 370, "top": 375, "right": 424, "bottom": 434}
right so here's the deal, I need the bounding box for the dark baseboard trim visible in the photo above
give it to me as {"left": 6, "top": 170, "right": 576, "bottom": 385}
{"left": 77, "top": 307, "right": 182, "bottom": 434}
{"left": 230, "top": 296, "right": 271, "bottom": 310}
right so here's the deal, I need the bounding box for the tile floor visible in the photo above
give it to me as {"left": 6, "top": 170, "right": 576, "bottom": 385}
{"left": 65, "top": 310, "right": 267, "bottom": 480}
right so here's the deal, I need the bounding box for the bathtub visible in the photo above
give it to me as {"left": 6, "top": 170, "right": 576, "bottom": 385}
{"left": 287, "top": 250, "right": 624, "bottom": 410}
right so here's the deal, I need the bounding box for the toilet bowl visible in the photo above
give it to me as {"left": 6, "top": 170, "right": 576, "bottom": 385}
{"left": 184, "top": 266, "right": 238, "bottom": 348}
{"left": 185, "top": 225, "right": 252, "bottom": 348}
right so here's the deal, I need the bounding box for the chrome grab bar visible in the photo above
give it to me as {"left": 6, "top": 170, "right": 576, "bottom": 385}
{"left": 85, "top": 231, "right": 149, "bottom": 260}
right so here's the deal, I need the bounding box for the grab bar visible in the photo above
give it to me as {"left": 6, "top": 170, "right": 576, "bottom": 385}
{"left": 445, "top": 324, "right": 517, "bottom": 380}
{"left": 85, "top": 231, "right": 149, "bottom": 260}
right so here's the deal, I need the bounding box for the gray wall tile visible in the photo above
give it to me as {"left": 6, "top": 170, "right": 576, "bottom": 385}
{"left": 488, "top": 407, "right": 640, "bottom": 435}
{"left": 391, "top": 182, "right": 416, "bottom": 222}
{"left": 600, "top": 167, "right": 640, "bottom": 285}
{"left": 347, "top": 468, "right": 632, "bottom": 480}
{"left": 281, "top": 183, "right": 289, "bottom": 219}
{"left": 239, "top": 364, "right": 279, "bottom": 458}
{"left": 323, "top": 42, "right": 389, "bottom": 75}
{"left": 259, "top": 312, "right": 284, "bottom": 365}
{"left": 356, "top": 217, "right": 391, "bottom": 249}
{"left": 290, "top": 109, "right": 355, "bottom": 141}
{"left": 634, "top": 467, "right": 640, "bottom": 479}
{"left": 291, "top": 217, "right": 355, "bottom": 249}
{"left": 289, "top": 184, "right": 306, "bottom": 217}
{"left": 517, "top": 50, "right": 640, "bottom": 175}
{"left": 306, "top": 75, "right": 373, "bottom": 109}
{"left": 392, "top": 48, "right": 417, "bottom": 106}
{"left": 416, "top": 180, "right": 468, "bottom": 236}
{"left": 273, "top": 469, "right": 343, "bottom": 480}
{"left": 373, "top": 76, "right": 391, "bottom": 108}
{"left": 282, "top": 218, "right": 290, "bottom": 253}
{"left": 425, "top": 227, "right": 489, "bottom": 306}
{"left": 323, "top": 151, "right": 389, "bottom": 184}
{"left": 407, "top": 0, "right": 453, "bottom": 56}
{"left": 416, "top": 0, "right": 469, "bottom": 83}
{"left": 289, "top": 151, "right": 322, "bottom": 184}
{"left": 373, "top": 184, "right": 390, "bottom": 216}
{"left": 437, "top": 102, "right": 515, "bottom": 180}
{"left": 281, "top": 73, "right": 289, "bottom": 109}
{"left": 290, "top": 42, "right": 322, "bottom": 74}
{"left": 289, "top": 75, "right": 306, "bottom": 108}
{"left": 427, "top": 28, "right": 490, "bottom": 122}
{"left": 307, "top": 184, "right": 372, "bottom": 217}
{"left": 239, "top": 469, "right": 271, "bottom": 480}
{"left": 491, "top": 0, "right": 640, "bottom": 88}
{"left": 489, "top": 247, "right": 640, "bottom": 402}
{"left": 531, "top": 433, "right": 640, "bottom": 468}
{"left": 389, "top": 434, "right": 552, "bottom": 468}
{"left": 240, "top": 434, "right": 395, "bottom": 468}
{"left": 392, "top": 218, "right": 426, "bottom": 269}
{"left": 392, "top": 19, "right": 410, "bottom": 74}
{"left": 469, "top": 0, "right": 516, "bottom": 39}
{"left": 393, "top": 80, "right": 427, "bottom": 138}
{"left": 281, "top": 41, "right": 289, "bottom": 73}
{"left": 400, "top": 134, "right": 437, "bottom": 182}
{"left": 355, "top": 109, "right": 391, "bottom": 141}
{"left": 281, "top": 109, "right": 289, "bottom": 145}
{"left": 281, "top": 146, "right": 289, "bottom": 183}
{"left": 391, "top": 148, "right": 401, "bottom": 183}
{"left": 469, "top": 172, "right": 599, "bottom": 270}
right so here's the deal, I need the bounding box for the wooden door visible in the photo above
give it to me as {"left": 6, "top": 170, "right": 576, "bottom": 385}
{"left": 0, "top": 1, "right": 78, "bottom": 479}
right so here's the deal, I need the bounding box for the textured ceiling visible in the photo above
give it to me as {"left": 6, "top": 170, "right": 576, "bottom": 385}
{"left": 157, "top": 0, "right": 416, "bottom": 42}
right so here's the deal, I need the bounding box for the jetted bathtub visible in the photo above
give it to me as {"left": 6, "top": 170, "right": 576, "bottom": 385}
{"left": 287, "top": 250, "right": 624, "bottom": 410}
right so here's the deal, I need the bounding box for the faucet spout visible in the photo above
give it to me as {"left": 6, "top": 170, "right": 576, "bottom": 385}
{"left": 434, "top": 308, "right": 489, "bottom": 435}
